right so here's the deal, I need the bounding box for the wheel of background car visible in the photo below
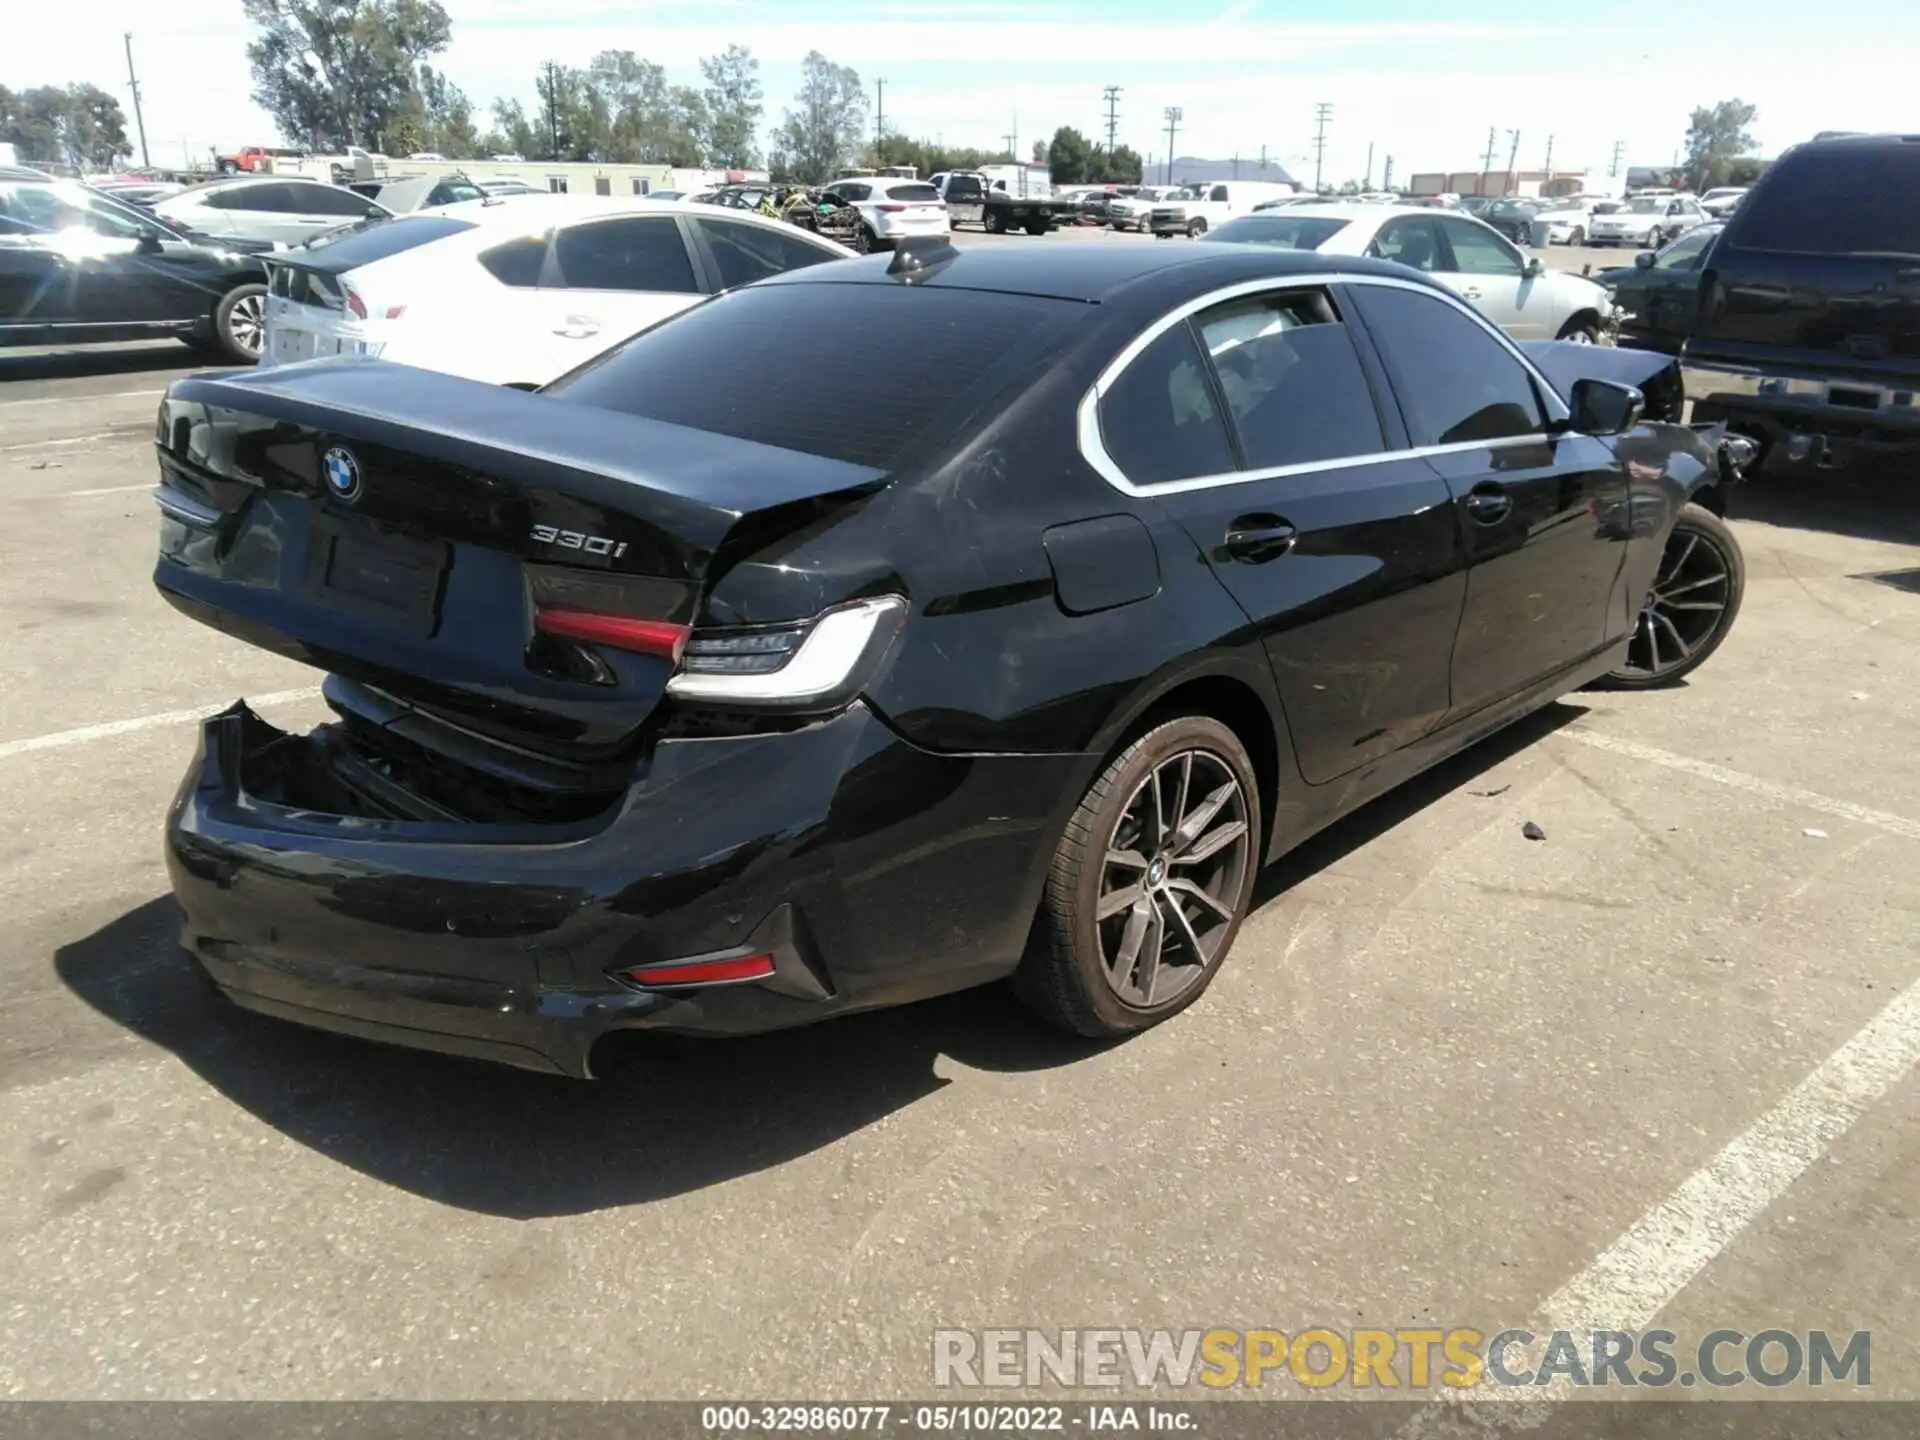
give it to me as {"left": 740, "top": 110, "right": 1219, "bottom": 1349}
{"left": 854, "top": 225, "right": 876, "bottom": 254}
{"left": 1187, "top": 218, "right": 1208, "bottom": 238}
{"left": 1597, "top": 503, "right": 1745, "bottom": 689}
{"left": 987, "top": 210, "right": 1008, "bottom": 234}
{"left": 1556, "top": 317, "right": 1599, "bottom": 344}
{"left": 1015, "top": 715, "right": 1260, "bottom": 1038}
{"left": 1025, "top": 219, "right": 1048, "bottom": 236}
{"left": 1571, "top": 227, "right": 1585, "bottom": 245}
{"left": 214, "top": 284, "right": 267, "bottom": 364}
{"left": 1647, "top": 227, "right": 1664, "bottom": 249}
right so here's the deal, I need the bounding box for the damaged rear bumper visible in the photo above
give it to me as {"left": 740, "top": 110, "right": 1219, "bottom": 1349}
{"left": 166, "top": 699, "right": 1078, "bottom": 1076}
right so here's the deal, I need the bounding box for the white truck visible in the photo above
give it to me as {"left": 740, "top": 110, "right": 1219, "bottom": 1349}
{"left": 929, "top": 170, "right": 1058, "bottom": 235}
{"left": 1149, "top": 179, "right": 1300, "bottom": 237}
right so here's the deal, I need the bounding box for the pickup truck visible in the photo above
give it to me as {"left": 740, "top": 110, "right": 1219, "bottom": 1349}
{"left": 929, "top": 171, "right": 1055, "bottom": 235}
{"left": 1149, "top": 180, "right": 1299, "bottom": 237}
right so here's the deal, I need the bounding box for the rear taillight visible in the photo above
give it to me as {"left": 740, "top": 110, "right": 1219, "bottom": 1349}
{"left": 665, "top": 595, "right": 906, "bottom": 710}
{"left": 878, "top": 203, "right": 907, "bottom": 213}
{"left": 533, "top": 606, "right": 689, "bottom": 661}
{"left": 343, "top": 285, "right": 368, "bottom": 320}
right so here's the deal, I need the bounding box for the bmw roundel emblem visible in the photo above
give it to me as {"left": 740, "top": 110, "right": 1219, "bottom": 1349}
{"left": 322, "top": 445, "right": 362, "bottom": 503}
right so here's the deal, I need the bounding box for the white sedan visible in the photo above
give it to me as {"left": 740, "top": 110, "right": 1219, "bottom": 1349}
{"left": 1587, "top": 194, "right": 1711, "bottom": 249}
{"left": 1200, "top": 203, "right": 1614, "bottom": 341}
{"left": 255, "top": 196, "right": 854, "bottom": 388}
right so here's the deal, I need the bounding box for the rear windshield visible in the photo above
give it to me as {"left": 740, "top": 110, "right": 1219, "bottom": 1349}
{"left": 295, "top": 214, "right": 476, "bottom": 264}
{"left": 1206, "top": 215, "right": 1350, "bottom": 250}
{"left": 883, "top": 183, "right": 940, "bottom": 202}
{"left": 544, "top": 281, "right": 1079, "bottom": 468}
{"left": 1731, "top": 145, "right": 1920, "bottom": 254}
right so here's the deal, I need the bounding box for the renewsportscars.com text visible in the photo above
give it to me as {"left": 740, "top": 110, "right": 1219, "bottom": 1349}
{"left": 933, "top": 1328, "right": 1871, "bottom": 1391}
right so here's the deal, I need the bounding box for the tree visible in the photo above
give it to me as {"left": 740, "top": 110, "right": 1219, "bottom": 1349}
{"left": 1684, "top": 98, "right": 1758, "bottom": 190}
{"left": 415, "top": 64, "right": 478, "bottom": 156}
{"left": 0, "top": 84, "right": 128, "bottom": 168}
{"left": 1103, "top": 144, "right": 1144, "bottom": 184}
{"left": 483, "top": 97, "right": 539, "bottom": 159}
{"left": 665, "top": 86, "right": 709, "bottom": 165}
{"left": 1047, "top": 125, "right": 1094, "bottom": 185}
{"left": 774, "top": 51, "right": 866, "bottom": 183}
{"left": 243, "top": 0, "right": 454, "bottom": 151}
{"left": 700, "top": 44, "right": 761, "bottom": 169}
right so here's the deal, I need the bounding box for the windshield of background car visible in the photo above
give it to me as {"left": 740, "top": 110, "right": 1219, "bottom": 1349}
{"left": 0, "top": 180, "right": 151, "bottom": 239}
{"left": 543, "top": 282, "right": 1080, "bottom": 468}
{"left": 1730, "top": 146, "right": 1920, "bottom": 254}
{"left": 1625, "top": 198, "right": 1662, "bottom": 214}
{"left": 295, "top": 213, "right": 478, "bottom": 262}
{"left": 1206, "top": 215, "right": 1351, "bottom": 250}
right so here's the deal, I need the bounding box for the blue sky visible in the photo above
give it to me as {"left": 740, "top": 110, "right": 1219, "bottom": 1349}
{"left": 15, "top": 0, "right": 1918, "bottom": 183}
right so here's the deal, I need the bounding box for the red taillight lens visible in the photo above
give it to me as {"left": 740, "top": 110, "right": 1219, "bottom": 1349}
{"left": 534, "top": 606, "right": 689, "bottom": 660}
{"left": 343, "top": 285, "right": 368, "bottom": 320}
{"left": 627, "top": 953, "right": 776, "bottom": 988}
{"left": 878, "top": 203, "right": 907, "bottom": 213}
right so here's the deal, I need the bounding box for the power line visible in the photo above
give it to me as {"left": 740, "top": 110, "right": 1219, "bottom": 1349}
{"left": 1311, "top": 101, "right": 1332, "bottom": 193}
{"left": 1102, "top": 85, "right": 1121, "bottom": 155}
{"left": 1163, "top": 106, "right": 1182, "bottom": 186}
{"left": 123, "top": 33, "right": 150, "bottom": 169}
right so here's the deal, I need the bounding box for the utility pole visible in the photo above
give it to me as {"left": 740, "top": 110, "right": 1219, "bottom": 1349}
{"left": 1257, "top": 143, "right": 1268, "bottom": 177}
{"left": 1102, "top": 86, "right": 1122, "bottom": 156}
{"left": 543, "top": 60, "right": 560, "bottom": 161}
{"left": 874, "top": 78, "right": 886, "bottom": 162}
{"left": 122, "top": 33, "right": 150, "bottom": 169}
{"left": 1383, "top": 154, "right": 1394, "bottom": 192}
{"left": 1163, "top": 106, "right": 1182, "bottom": 186}
{"left": 1542, "top": 133, "right": 1554, "bottom": 183}
{"left": 1003, "top": 116, "right": 1018, "bottom": 164}
{"left": 1504, "top": 128, "right": 1521, "bottom": 196}
{"left": 1609, "top": 139, "right": 1625, "bottom": 178}
{"left": 1481, "top": 127, "right": 1497, "bottom": 195}
{"left": 1311, "top": 101, "right": 1333, "bottom": 193}
{"left": 1364, "top": 141, "right": 1374, "bottom": 190}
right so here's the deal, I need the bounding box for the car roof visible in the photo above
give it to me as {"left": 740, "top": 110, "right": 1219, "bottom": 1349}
{"left": 755, "top": 240, "right": 1438, "bottom": 304}
{"left": 0, "top": 165, "right": 57, "bottom": 182}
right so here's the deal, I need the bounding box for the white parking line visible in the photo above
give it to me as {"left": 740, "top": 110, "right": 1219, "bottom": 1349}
{"left": 1559, "top": 727, "right": 1920, "bottom": 842}
{"left": 0, "top": 687, "right": 321, "bottom": 761}
{"left": 0, "top": 387, "right": 165, "bottom": 409}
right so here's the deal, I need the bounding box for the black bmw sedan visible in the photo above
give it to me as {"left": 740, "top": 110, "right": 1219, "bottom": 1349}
{"left": 151, "top": 240, "right": 1748, "bottom": 1076}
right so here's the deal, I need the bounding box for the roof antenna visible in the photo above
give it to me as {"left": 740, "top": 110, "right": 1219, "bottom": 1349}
{"left": 887, "top": 236, "right": 960, "bottom": 282}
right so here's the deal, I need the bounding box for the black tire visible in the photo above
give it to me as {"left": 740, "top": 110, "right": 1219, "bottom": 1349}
{"left": 1186, "top": 218, "right": 1208, "bottom": 238}
{"left": 986, "top": 209, "right": 1008, "bottom": 235}
{"left": 1597, "top": 503, "right": 1745, "bottom": 689}
{"left": 1646, "top": 227, "right": 1664, "bottom": 250}
{"left": 1025, "top": 219, "right": 1048, "bottom": 235}
{"left": 1570, "top": 226, "right": 1586, "bottom": 245}
{"left": 1556, "top": 315, "right": 1600, "bottom": 344}
{"left": 853, "top": 225, "right": 876, "bottom": 254}
{"left": 1016, "top": 716, "right": 1261, "bottom": 1039}
{"left": 212, "top": 283, "right": 267, "bottom": 364}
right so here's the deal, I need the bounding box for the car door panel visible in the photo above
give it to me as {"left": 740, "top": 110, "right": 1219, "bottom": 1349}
{"left": 1435, "top": 216, "right": 1552, "bottom": 337}
{"left": 1103, "top": 285, "right": 1471, "bottom": 785}
{"left": 0, "top": 234, "right": 69, "bottom": 327}
{"left": 539, "top": 214, "right": 707, "bottom": 382}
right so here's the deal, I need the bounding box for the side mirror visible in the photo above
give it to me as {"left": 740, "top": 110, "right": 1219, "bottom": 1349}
{"left": 1523, "top": 256, "right": 1545, "bottom": 279}
{"left": 136, "top": 224, "right": 165, "bottom": 253}
{"left": 364, "top": 206, "right": 384, "bottom": 219}
{"left": 1569, "top": 377, "right": 1644, "bottom": 436}
{"left": 1634, "top": 250, "right": 1656, "bottom": 269}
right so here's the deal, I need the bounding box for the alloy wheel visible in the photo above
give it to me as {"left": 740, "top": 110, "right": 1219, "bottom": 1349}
{"left": 226, "top": 292, "right": 267, "bottom": 357}
{"left": 1095, "top": 749, "right": 1251, "bottom": 1009}
{"left": 1619, "top": 525, "right": 1734, "bottom": 680}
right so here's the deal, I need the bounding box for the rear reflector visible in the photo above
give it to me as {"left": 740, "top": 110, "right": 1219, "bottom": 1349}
{"left": 534, "top": 606, "right": 689, "bottom": 660}
{"left": 878, "top": 203, "right": 907, "bottom": 213}
{"left": 627, "top": 953, "right": 776, "bottom": 988}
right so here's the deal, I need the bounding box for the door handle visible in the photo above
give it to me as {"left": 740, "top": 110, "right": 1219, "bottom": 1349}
{"left": 553, "top": 316, "right": 601, "bottom": 338}
{"left": 1222, "top": 515, "right": 1297, "bottom": 563}
{"left": 1465, "top": 484, "right": 1512, "bottom": 525}
{"left": 1460, "top": 286, "right": 1483, "bottom": 300}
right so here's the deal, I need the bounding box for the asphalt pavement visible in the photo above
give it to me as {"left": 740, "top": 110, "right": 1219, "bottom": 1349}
{"left": 3, "top": 242, "right": 1918, "bottom": 1411}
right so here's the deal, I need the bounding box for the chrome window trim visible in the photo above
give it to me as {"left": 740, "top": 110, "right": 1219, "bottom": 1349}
{"left": 1077, "top": 270, "right": 1575, "bottom": 499}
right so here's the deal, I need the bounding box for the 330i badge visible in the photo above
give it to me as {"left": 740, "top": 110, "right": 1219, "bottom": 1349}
{"left": 151, "top": 240, "right": 1751, "bottom": 1077}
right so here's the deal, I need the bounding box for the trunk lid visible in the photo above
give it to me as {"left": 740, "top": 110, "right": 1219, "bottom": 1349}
{"left": 1691, "top": 139, "right": 1920, "bottom": 377}
{"left": 153, "top": 361, "right": 886, "bottom": 776}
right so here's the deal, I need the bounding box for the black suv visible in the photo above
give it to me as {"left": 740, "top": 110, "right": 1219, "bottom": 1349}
{"left": 1685, "top": 134, "right": 1920, "bottom": 469}
{"left": 0, "top": 167, "right": 271, "bottom": 362}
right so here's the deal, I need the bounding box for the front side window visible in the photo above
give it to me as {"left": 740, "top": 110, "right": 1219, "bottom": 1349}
{"left": 1209, "top": 185, "right": 1229, "bottom": 202}
{"left": 1193, "top": 291, "right": 1385, "bottom": 470}
{"left": 1099, "top": 323, "right": 1236, "bottom": 484}
{"left": 1655, "top": 228, "right": 1717, "bottom": 271}
{"left": 1347, "top": 284, "right": 1545, "bottom": 447}
{"left": 551, "top": 216, "right": 698, "bottom": 293}
{"left": 1436, "top": 218, "right": 1523, "bottom": 277}
{"left": 691, "top": 218, "right": 838, "bottom": 290}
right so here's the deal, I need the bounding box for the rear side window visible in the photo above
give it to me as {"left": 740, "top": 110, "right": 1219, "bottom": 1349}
{"left": 298, "top": 215, "right": 476, "bottom": 265}
{"left": 1194, "top": 292, "right": 1385, "bottom": 470}
{"left": 552, "top": 216, "right": 698, "bottom": 292}
{"left": 204, "top": 183, "right": 290, "bottom": 212}
{"left": 1731, "top": 145, "right": 1920, "bottom": 254}
{"left": 545, "top": 282, "right": 1076, "bottom": 468}
{"left": 1099, "top": 324, "right": 1236, "bottom": 484}
{"left": 479, "top": 234, "right": 549, "bottom": 286}
{"left": 1347, "top": 284, "right": 1545, "bottom": 447}
{"left": 295, "top": 184, "right": 375, "bottom": 216}
{"left": 689, "top": 218, "right": 838, "bottom": 290}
